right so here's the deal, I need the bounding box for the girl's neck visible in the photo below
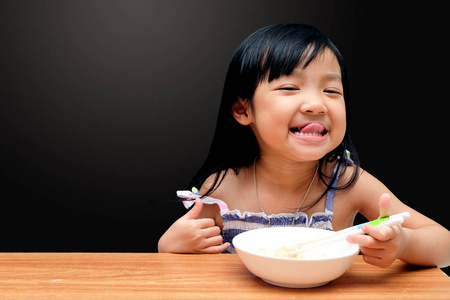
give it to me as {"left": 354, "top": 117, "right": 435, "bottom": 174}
{"left": 253, "top": 157, "right": 319, "bottom": 204}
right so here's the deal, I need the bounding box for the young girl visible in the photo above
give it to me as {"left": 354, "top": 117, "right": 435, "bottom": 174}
{"left": 158, "top": 24, "right": 450, "bottom": 268}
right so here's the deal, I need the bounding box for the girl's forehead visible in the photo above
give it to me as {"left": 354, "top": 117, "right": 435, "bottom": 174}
{"left": 273, "top": 49, "right": 341, "bottom": 80}
{"left": 298, "top": 48, "right": 340, "bottom": 70}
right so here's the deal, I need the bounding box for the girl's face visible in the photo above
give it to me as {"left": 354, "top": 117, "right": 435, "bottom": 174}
{"left": 237, "top": 48, "right": 346, "bottom": 163}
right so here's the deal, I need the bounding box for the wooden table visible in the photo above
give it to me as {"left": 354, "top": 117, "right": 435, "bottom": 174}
{"left": 0, "top": 253, "right": 448, "bottom": 299}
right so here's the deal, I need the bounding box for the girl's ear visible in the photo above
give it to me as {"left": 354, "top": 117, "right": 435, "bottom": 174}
{"left": 232, "top": 99, "right": 253, "bottom": 125}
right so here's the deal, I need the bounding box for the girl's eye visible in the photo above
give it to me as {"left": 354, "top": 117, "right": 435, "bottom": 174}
{"left": 278, "top": 87, "right": 299, "bottom": 91}
{"left": 324, "top": 89, "right": 342, "bottom": 96}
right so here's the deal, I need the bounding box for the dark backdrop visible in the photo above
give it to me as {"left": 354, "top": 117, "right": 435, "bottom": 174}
{"left": 1, "top": 1, "right": 447, "bottom": 254}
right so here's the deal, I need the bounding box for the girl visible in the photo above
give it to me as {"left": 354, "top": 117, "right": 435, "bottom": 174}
{"left": 158, "top": 24, "right": 450, "bottom": 268}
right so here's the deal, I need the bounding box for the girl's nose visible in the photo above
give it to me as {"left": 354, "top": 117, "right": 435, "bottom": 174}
{"left": 300, "top": 95, "right": 327, "bottom": 115}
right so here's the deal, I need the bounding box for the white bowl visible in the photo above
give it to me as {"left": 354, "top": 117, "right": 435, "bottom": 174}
{"left": 233, "top": 227, "right": 359, "bottom": 288}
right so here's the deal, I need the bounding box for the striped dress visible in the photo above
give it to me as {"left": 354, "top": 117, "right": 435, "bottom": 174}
{"left": 179, "top": 159, "right": 347, "bottom": 254}
{"left": 221, "top": 194, "right": 334, "bottom": 253}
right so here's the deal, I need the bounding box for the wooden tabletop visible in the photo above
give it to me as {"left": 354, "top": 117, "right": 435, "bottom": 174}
{"left": 0, "top": 253, "right": 448, "bottom": 299}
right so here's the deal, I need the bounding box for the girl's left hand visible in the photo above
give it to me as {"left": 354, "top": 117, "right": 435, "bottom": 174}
{"left": 346, "top": 193, "right": 406, "bottom": 268}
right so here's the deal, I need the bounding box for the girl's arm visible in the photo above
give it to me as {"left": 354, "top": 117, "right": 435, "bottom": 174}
{"left": 346, "top": 170, "right": 450, "bottom": 268}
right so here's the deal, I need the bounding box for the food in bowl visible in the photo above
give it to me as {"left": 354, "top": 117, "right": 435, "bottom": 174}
{"left": 233, "top": 227, "right": 359, "bottom": 288}
{"left": 258, "top": 244, "right": 306, "bottom": 259}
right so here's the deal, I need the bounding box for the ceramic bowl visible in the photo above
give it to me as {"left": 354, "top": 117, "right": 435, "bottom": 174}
{"left": 233, "top": 227, "right": 359, "bottom": 288}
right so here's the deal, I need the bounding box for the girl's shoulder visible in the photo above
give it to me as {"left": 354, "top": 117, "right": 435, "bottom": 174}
{"left": 195, "top": 169, "right": 251, "bottom": 228}
{"left": 199, "top": 170, "right": 235, "bottom": 198}
{"left": 199, "top": 167, "right": 253, "bottom": 207}
{"left": 339, "top": 166, "right": 394, "bottom": 220}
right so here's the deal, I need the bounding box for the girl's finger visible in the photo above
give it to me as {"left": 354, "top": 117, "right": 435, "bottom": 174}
{"left": 195, "top": 218, "right": 216, "bottom": 229}
{"left": 378, "top": 193, "right": 391, "bottom": 218}
{"left": 361, "top": 254, "right": 385, "bottom": 267}
{"left": 347, "top": 233, "right": 383, "bottom": 249}
{"left": 201, "top": 226, "right": 222, "bottom": 239}
{"left": 200, "top": 242, "right": 231, "bottom": 254}
{"left": 361, "top": 224, "right": 396, "bottom": 242}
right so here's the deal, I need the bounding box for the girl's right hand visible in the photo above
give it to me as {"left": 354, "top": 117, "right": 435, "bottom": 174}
{"left": 157, "top": 198, "right": 230, "bottom": 253}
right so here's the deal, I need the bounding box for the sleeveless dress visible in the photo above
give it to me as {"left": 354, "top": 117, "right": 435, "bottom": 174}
{"left": 179, "top": 159, "right": 347, "bottom": 254}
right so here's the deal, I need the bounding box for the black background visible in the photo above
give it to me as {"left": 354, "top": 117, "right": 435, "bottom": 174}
{"left": 1, "top": 0, "right": 448, "bottom": 264}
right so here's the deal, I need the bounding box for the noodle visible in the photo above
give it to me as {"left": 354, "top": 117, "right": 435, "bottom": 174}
{"left": 257, "top": 245, "right": 306, "bottom": 259}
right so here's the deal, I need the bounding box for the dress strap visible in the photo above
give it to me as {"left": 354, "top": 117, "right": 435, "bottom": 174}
{"left": 325, "top": 156, "right": 351, "bottom": 212}
{"left": 325, "top": 176, "right": 338, "bottom": 212}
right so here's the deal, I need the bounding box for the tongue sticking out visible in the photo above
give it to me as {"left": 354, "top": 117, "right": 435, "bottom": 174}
{"left": 299, "top": 123, "right": 325, "bottom": 135}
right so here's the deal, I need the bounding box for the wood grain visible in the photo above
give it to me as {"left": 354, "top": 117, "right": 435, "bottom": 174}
{"left": 0, "top": 253, "right": 448, "bottom": 299}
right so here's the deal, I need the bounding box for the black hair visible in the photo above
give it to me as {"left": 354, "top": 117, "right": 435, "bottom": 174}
{"left": 189, "top": 23, "right": 359, "bottom": 208}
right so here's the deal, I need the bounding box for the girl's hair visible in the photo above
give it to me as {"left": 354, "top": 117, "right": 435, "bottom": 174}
{"left": 189, "top": 23, "right": 360, "bottom": 208}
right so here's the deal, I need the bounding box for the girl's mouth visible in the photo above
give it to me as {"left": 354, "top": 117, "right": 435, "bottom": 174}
{"left": 289, "top": 123, "right": 328, "bottom": 137}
